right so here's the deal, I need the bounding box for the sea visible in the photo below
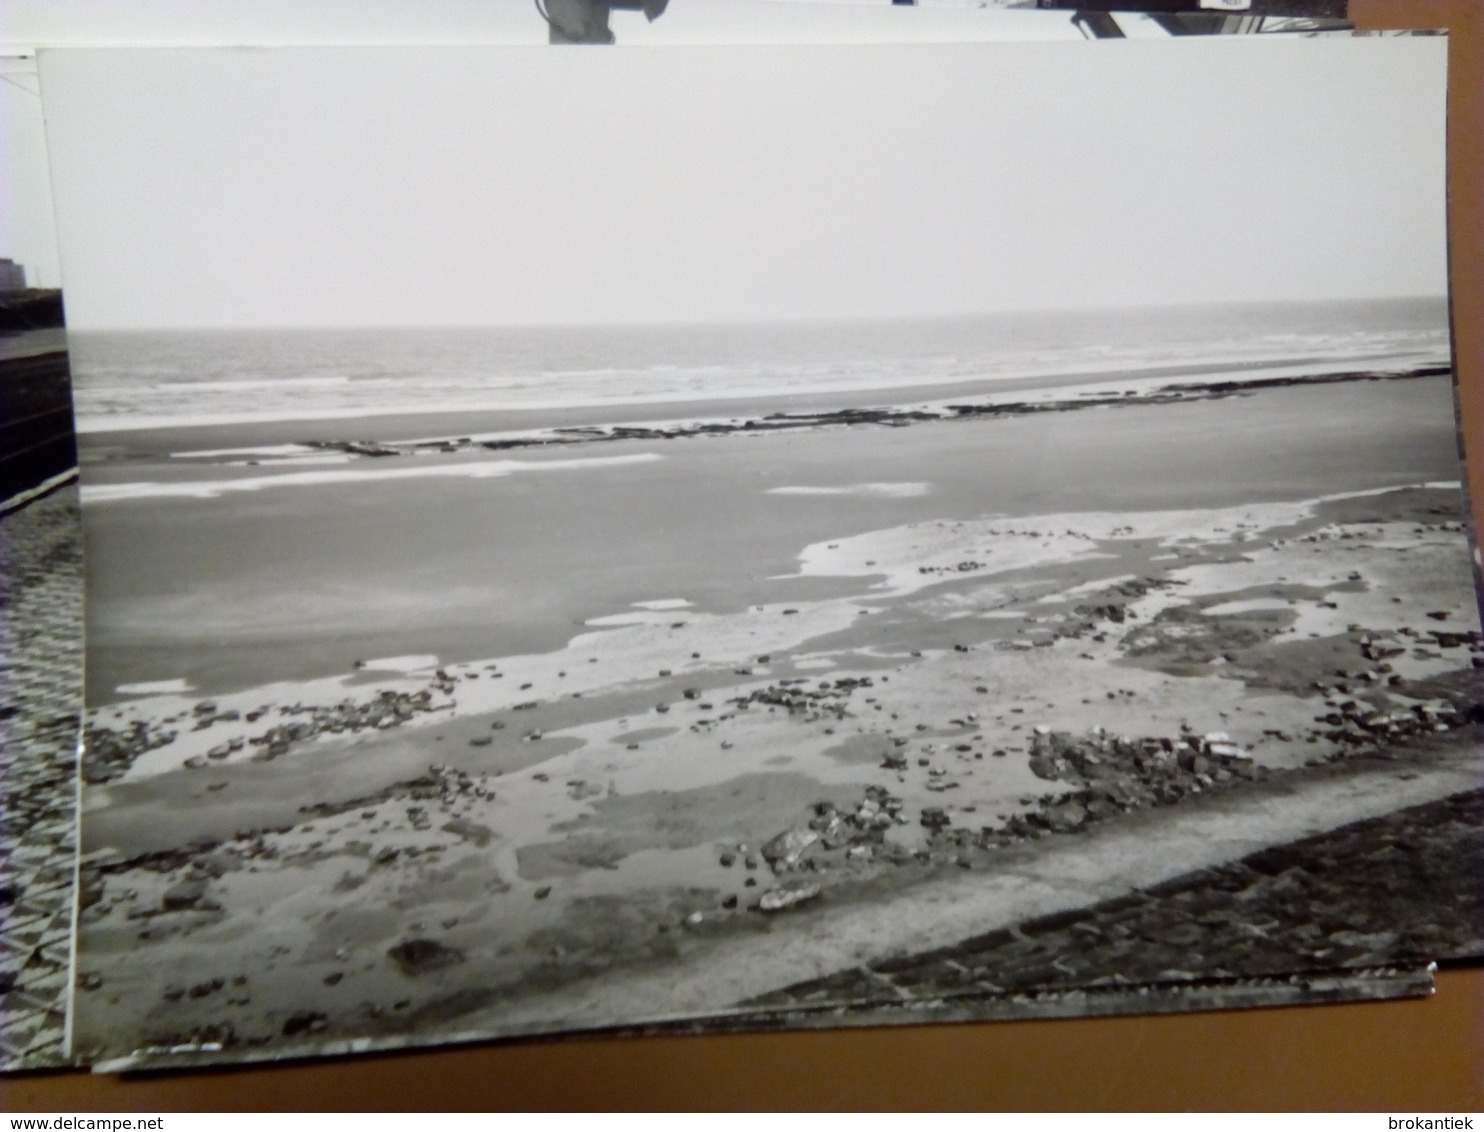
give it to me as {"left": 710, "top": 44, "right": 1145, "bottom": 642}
{"left": 67, "top": 299, "right": 1451, "bottom": 432}
{"left": 71, "top": 297, "right": 1464, "bottom": 701}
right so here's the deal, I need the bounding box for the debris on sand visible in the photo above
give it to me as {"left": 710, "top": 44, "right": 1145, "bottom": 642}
{"left": 287, "top": 364, "right": 1454, "bottom": 469}
{"left": 758, "top": 882, "right": 822, "bottom": 913}
{"left": 760, "top": 828, "right": 819, "bottom": 872}
{"left": 387, "top": 938, "right": 464, "bottom": 976}
{"left": 734, "top": 677, "right": 873, "bottom": 722}
{"left": 160, "top": 878, "right": 210, "bottom": 912}
{"left": 81, "top": 719, "right": 179, "bottom": 784}
{"left": 67, "top": 474, "right": 1484, "bottom": 1062}
{"left": 920, "top": 806, "right": 951, "bottom": 832}
{"left": 281, "top": 1011, "right": 329, "bottom": 1037}
{"left": 83, "top": 687, "right": 447, "bottom": 784}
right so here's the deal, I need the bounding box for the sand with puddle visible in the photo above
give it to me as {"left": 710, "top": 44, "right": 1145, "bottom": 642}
{"left": 73, "top": 477, "right": 1484, "bottom": 1066}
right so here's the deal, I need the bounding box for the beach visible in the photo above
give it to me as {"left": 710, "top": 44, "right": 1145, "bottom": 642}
{"left": 77, "top": 352, "right": 1457, "bottom": 698}
{"left": 65, "top": 333, "right": 1484, "bottom": 1066}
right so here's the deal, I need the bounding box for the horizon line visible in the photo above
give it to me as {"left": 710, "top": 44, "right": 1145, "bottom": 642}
{"left": 61, "top": 294, "right": 1452, "bottom": 335}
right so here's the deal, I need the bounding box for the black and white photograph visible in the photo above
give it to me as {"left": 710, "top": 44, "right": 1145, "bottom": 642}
{"left": 39, "top": 36, "right": 1482, "bottom": 1070}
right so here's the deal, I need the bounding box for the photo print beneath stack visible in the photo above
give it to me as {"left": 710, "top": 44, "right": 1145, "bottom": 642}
{"left": 746, "top": 0, "right": 1407, "bottom": 42}
{"left": 0, "top": 51, "right": 85, "bottom": 1073}
{"left": 1027, "top": 0, "right": 1358, "bottom": 37}
{"left": 38, "top": 36, "right": 1481, "bottom": 1070}
{"left": 537, "top": 0, "right": 1427, "bottom": 48}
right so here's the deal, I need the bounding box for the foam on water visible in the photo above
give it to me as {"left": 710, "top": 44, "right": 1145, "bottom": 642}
{"left": 114, "top": 678, "right": 195, "bottom": 696}
{"left": 357, "top": 655, "right": 440, "bottom": 673}
{"left": 68, "top": 301, "right": 1451, "bottom": 432}
{"left": 169, "top": 444, "right": 321, "bottom": 459}
{"left": 81, "top": 452, "right": 665, "bottom": 503}
{"left": 225, "top": 455, "right": 355, "bottom": 467}
{"left": 769, "top": 483, "right": 933, "bottom": 498}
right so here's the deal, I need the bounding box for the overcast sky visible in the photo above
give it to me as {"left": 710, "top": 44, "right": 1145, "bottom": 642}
{"left": 38, "top": 37, "right": 1447, "bottom": 329}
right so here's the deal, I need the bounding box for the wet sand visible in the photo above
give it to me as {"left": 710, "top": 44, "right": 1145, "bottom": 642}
{"left": 81, "top": 373, "right": 1462, "bottom": 698}
{"left": 71, "top": 381, "right": 1484, "bottom": 1064}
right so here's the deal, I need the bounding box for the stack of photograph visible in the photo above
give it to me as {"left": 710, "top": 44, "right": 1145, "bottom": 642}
{"left": 0, "top": 0, "right": 1479, "bottom": 1081}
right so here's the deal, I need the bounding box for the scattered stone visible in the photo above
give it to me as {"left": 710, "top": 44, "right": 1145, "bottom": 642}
{"left": 161, "top": 878, "right": 209, "bottom": 911}
{"left": 920, "top": 807, "right": 950, "bottom": 832}
{"left": 387, "top": 938, "right": 464, "bottom": 976}
{"left": 758, "top": 882, "right": 822, "bottom": 913}
{"left": 281, "top": 1011, "right": 329, "bottom": 1038}
{"left": 760, "top": 828, "right": 819, "bottom": 871}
